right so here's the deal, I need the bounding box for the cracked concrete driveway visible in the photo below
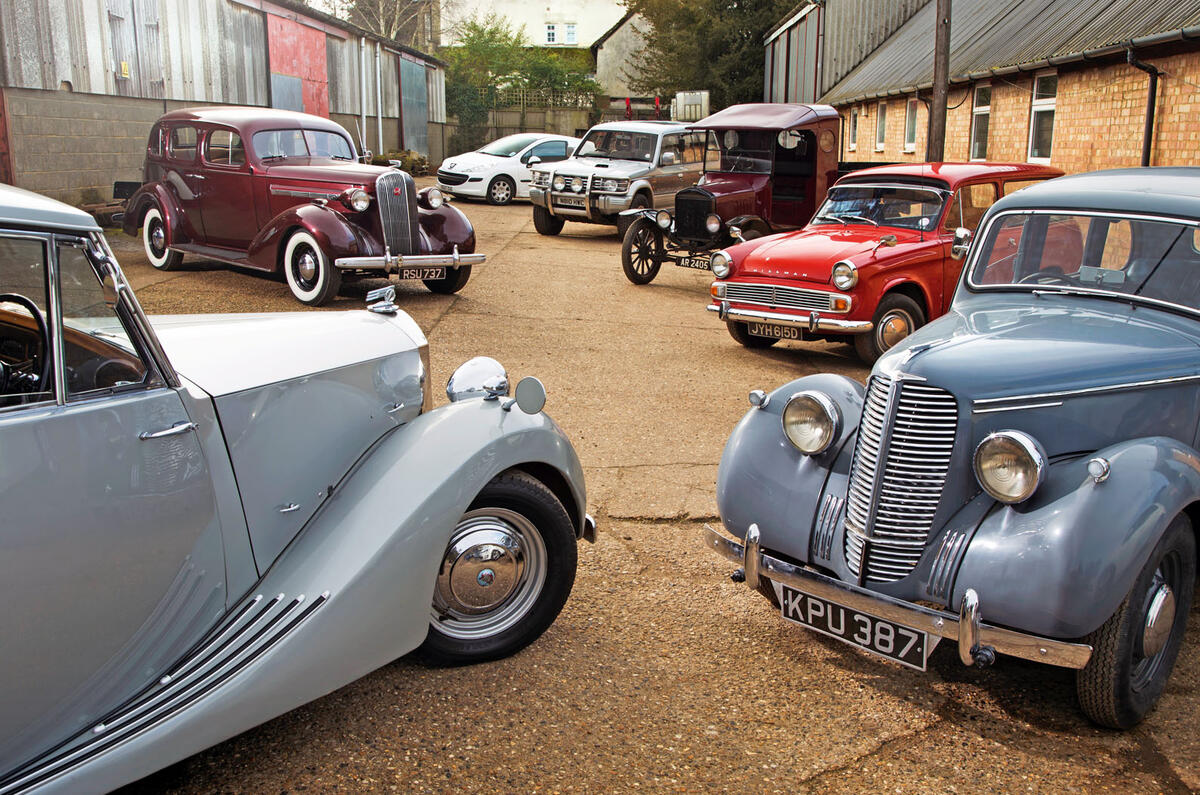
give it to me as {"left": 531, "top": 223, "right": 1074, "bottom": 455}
{"left": 112, "top": 184, "right": 1198, "bottom": 793}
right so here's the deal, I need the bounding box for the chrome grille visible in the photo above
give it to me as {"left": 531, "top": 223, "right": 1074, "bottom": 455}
{"left": 724, "top": 282, "right": 835, "bottom": 312}
{"left": 845, "top": 376, "right": 958, "bottom": 583}
{"left": 375, "top": 170, "right": 419, "bottom": 255}
{"left": 675, "top": 190, "right": 713, "bottom": 240}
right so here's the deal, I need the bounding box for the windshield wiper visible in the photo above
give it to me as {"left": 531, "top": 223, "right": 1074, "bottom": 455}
{"left": 1031, "top": 286, "right": 1143, "bottom": 309}
{"left": 840, "top": 214, "right": 878, "bottom": 226}
{"left": 331, "top": 155, "right": 353, "bottom": 161}
{"left": 813, "top": 214, "right": 846, "bottom": 225}
{"left": 261, "top": 154, "right": 288, "bottom": 162}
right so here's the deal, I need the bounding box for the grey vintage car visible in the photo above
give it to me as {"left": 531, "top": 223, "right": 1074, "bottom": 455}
{"left": 0, "top": 184, "right": 593, "bottom": 792}
{"left": 705, "top": 168, "right": 1200, "bottom": 728}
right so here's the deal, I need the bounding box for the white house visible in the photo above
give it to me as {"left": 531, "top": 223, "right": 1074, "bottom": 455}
{"left": 441, "top": 0, "right": 626, "bottom": 48}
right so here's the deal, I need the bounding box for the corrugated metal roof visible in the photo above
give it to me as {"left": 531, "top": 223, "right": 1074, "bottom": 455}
{"left": 822, "top": 0, "right": 1200, "bottom": 105}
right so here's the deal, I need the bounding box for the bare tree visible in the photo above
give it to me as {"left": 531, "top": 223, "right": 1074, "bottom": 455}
{"left": 303, "top": 0, "right": 444, "bottom": 51}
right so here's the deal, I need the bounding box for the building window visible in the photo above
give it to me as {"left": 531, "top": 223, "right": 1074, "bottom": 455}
{"left": 565, "top": 24, "right": 576, "bottom": 45}
{"left": 1028, "top": 72, "right": 1057, "bottom": 162}
{"left": 545, "top": 24, "right": 556, "bottom": 44}
{"left": 970, "top": 84, "right": 991, "bottom": 161}
{"left": 848, "top": 108, "right": 858, "bottom": 151}
{"left": 904, "top": 97, "right": 918, "bottom": 153}
{"left": 875, "top": 101, "right": 887, "bottom": 151}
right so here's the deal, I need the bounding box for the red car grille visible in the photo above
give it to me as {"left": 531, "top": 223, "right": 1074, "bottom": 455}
{"left": 724, "top": 282, "right": 835, "bottom": 312}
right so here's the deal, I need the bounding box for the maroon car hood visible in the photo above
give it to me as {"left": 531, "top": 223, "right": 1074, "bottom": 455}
{"left": 263, "top": 159, "right": 391, "bottom": 188}
{"left": 735, "top": 226, "right": 926, "bottom": 281}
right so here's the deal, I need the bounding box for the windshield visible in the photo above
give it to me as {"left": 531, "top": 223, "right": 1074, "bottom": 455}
{"left": 969, "top": 211, "right": 1200, "bottom": 311}
{"left": 575, "top": 129, "right": 657, "bottom": 162}
{"left": 704, "top": 129, "right": 772, "bottom": 174}
{"left": 252, "top": 129, "right": 355, "bottom": 161}
{"left": 812, "top": 184, "right": 948, "bottom": 230}
{"left": 479, "top": 134, "right": 541, "bottom": 157}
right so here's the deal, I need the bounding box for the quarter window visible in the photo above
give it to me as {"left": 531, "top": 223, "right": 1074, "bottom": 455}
{"left": 167, "top": 126, "right": 197, "bottom": 161}
{"left": 875, "top": 102, "right": 887, "bottom": 151}
{"left": 204, "top": 129, "right": 245, "bottom": 166}
{"left": 148, "top": 124, "right": 162, "bottom": 156}
{"left": 904, "top": 98, "right": 918, "bottom": 153}
{"left": 970, "top": 84, "right": 990, "bottom": 160}
{"left": 1028, "top": 72, "right": 1057, "bottom": 161}
{"left": 0, "top": 235, "right": 53, "bottom": 409}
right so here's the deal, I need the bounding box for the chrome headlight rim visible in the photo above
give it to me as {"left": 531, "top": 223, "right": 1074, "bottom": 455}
{"left": 973, "top": 430, "right": 1046, "bottom": 504}
{"left": 552, "top": 175, "right": 566, "bottom": 191}
{"left": 446, "top": 356, "right": 510, "bottom": 403}
{"left": 655, "top": 210, "right": 672, "bottom": 229}
{"left": 832, "top": 260, "right": 859, "bottom": 290}
{"left": 705, "top": 213, "right": 722, "bottom": 235}
{"left": 781, "top": 390, "right": 841, "bottom": 455}
{"left": 710, "top": 250, "right": 732, "bottom": 278}
{"left": 345, "top": 187, "right": 372, "bottom": 213}
{"left": 418, "top": 187, "right": 445, "bottom": 210}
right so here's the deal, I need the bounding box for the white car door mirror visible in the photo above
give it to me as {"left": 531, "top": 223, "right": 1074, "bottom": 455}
{"left": 526, "top": 155, "right": 541, "bottom": 166}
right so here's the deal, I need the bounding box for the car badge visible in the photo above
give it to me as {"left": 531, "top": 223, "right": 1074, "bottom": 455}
{"left": 393, "top": 187, "right": 402, "bottom": 196}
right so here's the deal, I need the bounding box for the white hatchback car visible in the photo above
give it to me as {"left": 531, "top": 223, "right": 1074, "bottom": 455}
{"left": 437, "top": 133, "right": 581, "bottom": 205}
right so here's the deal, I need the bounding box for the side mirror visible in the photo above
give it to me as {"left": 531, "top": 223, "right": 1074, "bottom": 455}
{"left": 660, "top": 151, "right": 677, "bottom": 166}
{"left": 951, "top": 227, "right": 972, "bottom": 260}
{"left": 359, "top": 149, "right": 373, "bottom": 163}
{"left": 526, "top": 155, "right": 541, "bottom": 166}
{"left": 504, "top": 376, "right": 547, "bottom": 414}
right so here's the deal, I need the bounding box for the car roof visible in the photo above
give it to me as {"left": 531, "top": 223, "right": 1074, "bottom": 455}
{"left": 989, "top": 167, "right": 1200, "bottom": 220}
{"left": 836, "top": 162, "right": 1064, "bottom": 190}
{"left": 0, "top": 183, "right": 100, "bottom": 233}
{"left": 688, "top": 102, "right": 840, "bottom": 131}
{"left": 155, "top": 106, "right": 352, "bottom": 137}
{"left": 586, "top": 120, "right": 689, "bottom": 135}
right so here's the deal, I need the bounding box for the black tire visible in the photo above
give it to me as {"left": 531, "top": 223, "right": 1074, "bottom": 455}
{"left": 142, "top": 206, "right": 183, "bottom": 271}
{"left": 1076, "top": 514, "right": 1195, "bottom": 729}
{"left": 621, "top": 217, "right": 664, "bottom": 285}
{"left": 854, "top": 292, "right": 925, "bottom": 364}
{"left": 616, "top": 192, "right": 652, "bottom": 237}
{"left": 727, "top": 320, "right": 779, "bottom": 349}
{"left": 283, "top": 229, "right": 341, "bottom": 306}
{"left": 416, "top": 471, "right": 578, "bottom": 665}
{"left": 533, "top": 205, "right": 564, "bottom": 236}
{"left": 424, "top": 265, "right": 472, "bottom": 294}
{"left": 487, "top": 175, "right": 516, "bottom": 206}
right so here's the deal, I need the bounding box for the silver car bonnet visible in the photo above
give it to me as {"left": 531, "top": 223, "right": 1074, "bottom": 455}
{"left": 549, "top": 159, "right": 651, "bottom": 180}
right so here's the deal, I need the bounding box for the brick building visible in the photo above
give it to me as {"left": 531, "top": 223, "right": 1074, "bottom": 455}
{"left": 766, "top": 0, "right": 1200, "bottom": 175}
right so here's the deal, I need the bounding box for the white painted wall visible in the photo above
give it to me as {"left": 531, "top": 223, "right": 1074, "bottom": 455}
{"left": 441, "top": 0, "right": 626, "bottom": 48}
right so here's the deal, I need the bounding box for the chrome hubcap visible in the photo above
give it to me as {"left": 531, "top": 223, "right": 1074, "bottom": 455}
{"left": 150, "top": 223, "right": 165, "bottom": 251}
{"left": 297, "top": 250, "right": 318, "bottom": 282}
{"left": 1141, "top": 582, "right": 1176, "bottom": 658}
{"left": 878, "top": 311, "right": 913, "bottom": 349}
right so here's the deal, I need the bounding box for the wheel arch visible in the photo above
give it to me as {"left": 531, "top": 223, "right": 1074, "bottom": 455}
{"left": 880, "top": 280, "right": 930, "bottom": 320}
{"left": 503, "top": 461, "right": 586, "bottom": 538}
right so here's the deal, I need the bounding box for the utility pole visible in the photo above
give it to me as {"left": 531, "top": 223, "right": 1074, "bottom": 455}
{"left": 926, "top": 0, "right": 951, "bottom": 161}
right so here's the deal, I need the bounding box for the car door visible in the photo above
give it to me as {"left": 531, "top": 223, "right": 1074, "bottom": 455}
{"left": 198, "top": 126, "right": 259, "bottom": 248}
{"left": 941, "top": 181, "right": 998, "bottom": 311}
{"left": 163, "top": 123, "right": 207, "bottom": 242}
{"left": 519, "top": 140, "right": 569, "bottom": 197}
{"left": 0, "top": 234, "right": 227, "bottom": 772}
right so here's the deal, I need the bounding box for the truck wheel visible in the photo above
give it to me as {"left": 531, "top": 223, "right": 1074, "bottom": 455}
{"left": 487, "top": 175, "right": 516, "bottom": 206}
{"left": 854, "top": 293, "right": 925, "bottom": 363}
{"left": 424, "top": 265, "right": 472, "bottom": 294}
{"left": 416, "top": 471, "right": 578, "bottom": 665}
{"left": 1076, "top": 514, "right": 1195, "bottom": 729}
{"left": 533, "top": 205, "right": 564, "bottom": 236}
{"left": 621, "top": 217, "right": 663, "bottom": 285}
{"left": 726, "top": 320, "right": 778, "bottom": 349}
{"left": 142, "top": 206, "right": 183, "bottom": 271}
{"left": 617, "top": 193, "right": 651, "bottom": 237}
{"left": 283, "top": 229, "right": 341, "bottom": 306}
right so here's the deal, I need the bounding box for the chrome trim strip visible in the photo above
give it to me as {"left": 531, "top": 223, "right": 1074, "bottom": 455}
{"left": 971, "top": 401, "right": 1063, "bottom": 414}
{"left": 706, "top": 304, "right": 873, "bottom": 333}
{"left": 45, "top": 235, "right": 67, "bottom": 405}
{"left": 703, "top": 526, "right": 1092, "bottom": 669}
{"left": 335, "top": 252, "right": 487, "bottom": 271}
{"left": 972, "top": 373, "right": 1200, "bottom": 407}
{"left": 269, "top": 186, "right": 341, "bottom": 201}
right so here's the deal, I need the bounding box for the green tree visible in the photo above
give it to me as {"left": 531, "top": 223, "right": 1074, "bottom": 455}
{"left": 624, "top": 0, "right": 797, "bottom": 109}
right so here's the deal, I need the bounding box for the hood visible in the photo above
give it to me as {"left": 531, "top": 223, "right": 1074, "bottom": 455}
{"left": 733, "top": 226, "right": 926, "bottom": 281}
{"left": 879, "top": 296, "right": 1200, "bottom": 401}
{"left": 149, "top": 310, "right": 426, "bottom": 397}
{"left": 546, "top": 158, "right": 651, "bottom": 179}
{"left": 263, "top": 159, "right": 392, "bottom": 188}
{"left": 442, "top": 152, "right": 506, "bottom": 172}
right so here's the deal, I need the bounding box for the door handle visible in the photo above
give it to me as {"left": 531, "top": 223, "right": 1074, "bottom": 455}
{"left": 139, "top": 421, "right": 197, "bottom": 440}
{"left": 185, "top": 173, "right": 206, "bottom": 180}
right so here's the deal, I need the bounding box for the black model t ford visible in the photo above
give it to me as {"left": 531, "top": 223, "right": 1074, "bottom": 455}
{"left": 620, "top": 103, "right": 844, "bottom": 284}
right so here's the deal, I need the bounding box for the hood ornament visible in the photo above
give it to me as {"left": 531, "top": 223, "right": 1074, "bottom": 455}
{"left": 366, "top": 285, "right": 398, "bottom": 315}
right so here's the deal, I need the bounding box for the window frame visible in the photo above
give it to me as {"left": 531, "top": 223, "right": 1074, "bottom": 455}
{"left": 545, "top": 24, "right": 556, "bottom": 44}
{"left": 904, "top": 97, "right": 918, "bottom": 153}
{"left": 1027, "top": 71, "right": 1057, "bottom": 163}
{"left": 970, "top": 83, "right": 990, "bottom": 161}
{"left": 202, "top": 127, "right": 246, "bottom": 169}
{"left": 875, "top": 101, "right": 887, "bottom": 151}
{"left": 0, "top": 231, "right": 56, "bottom": 413}
{"left": 166, "top": 125, "right": 198, "bottom": 163}
{"left": 848, "top": 108, "right": 858, "bottom": 152}
{"left": 565, "top": 23, "right": 576, "bottom": 45}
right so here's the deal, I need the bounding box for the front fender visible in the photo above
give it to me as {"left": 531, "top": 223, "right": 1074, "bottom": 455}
{"left": 247, "top": 203, "right": 362, "bottom": 272}
{"left": 954, "top": 436, "right": 1200, "bottom": 638}
{"left": 416, "top": 202, "right": 477, "bottom": 255}
{"left": 717, "top": 373, "right": 864, "bottom": 563}
{"left": 726, "top": 214, "right": 773, "bottom": 238}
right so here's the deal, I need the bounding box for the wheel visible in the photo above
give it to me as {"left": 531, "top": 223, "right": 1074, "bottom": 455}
{"left": 532, "top": 205, "right": 564, "bottom": 236}
{"left": 416, "top": 471, "right": 578, "bottom": 665}
{"left": 726, "top": 320, "right": 779, "bottom": 349}
{"left": 424, "top": 265, "right": 472, "bottom": 294}
{"left": 854, "top": 292, "right": 925, "bottom": 364}
{"left": 142, "top": 206, "right": 183, "bottom": 271}
{"left": 616, "top": 193, "right": 651, "bottom": 237}
{"left": 282, "top": 229, "right": 341, "bottom": 306}
{"left": 487, "top": 175, "right": 516, "bottom": 205}
{"left": 621, "top": 218, "right": 664, "bottom": 285}
{"left": 1076, "top": 514, "right": 1195, "bottom": 728}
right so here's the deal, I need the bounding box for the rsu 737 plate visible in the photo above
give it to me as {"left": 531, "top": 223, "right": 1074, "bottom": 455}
{"left": 779, "top": 584, "right": 934, "bottom": 670}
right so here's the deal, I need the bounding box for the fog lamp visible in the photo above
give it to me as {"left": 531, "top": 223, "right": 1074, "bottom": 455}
{"left": 553, "top": 175, "right": 566, "bottom": 191}
{"left": 832, "top": 260, "right": 859, "bottom": 290}
{"left": 974, "top": 430, "right": 1046, "bottom": 504}
{"left": 706, "top": 214, "right": 721, "bottom": 234}
{"left": 710, "top": 250, "right": 732, "bottom": 278}
{"left": 572, "top": 177, "right": 584, "bottom": 193}
{"left": 656, "top": 210, "right": 672, "bottom": 229}
{"left": 782, "top": 391, "right": 841, "bottom": 455}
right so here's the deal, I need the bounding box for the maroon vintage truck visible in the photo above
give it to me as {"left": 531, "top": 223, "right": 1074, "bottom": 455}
{"left": 121, "top": 107, "right": 483, "bottom": 305}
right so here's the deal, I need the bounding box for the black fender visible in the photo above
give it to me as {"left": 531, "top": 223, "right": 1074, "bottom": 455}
{"left": 726, "top": 215, "right": 773, "bottom": 239}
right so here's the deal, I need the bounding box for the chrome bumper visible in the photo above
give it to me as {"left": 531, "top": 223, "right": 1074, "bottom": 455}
{"left": 335, "top": 245, "right": 486, "bottom": 272}
{"left": 582, "top": 513, "right": 597, "bottom": 543}
{"left": 703, "top": 524, "right": 1093, "bottom": 670}
{"left": 708, "top": 302, "right": 873, "bottom": 334}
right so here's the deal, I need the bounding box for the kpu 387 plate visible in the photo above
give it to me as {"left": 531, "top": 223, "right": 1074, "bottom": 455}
{"left": 779, "top": 584, "right": 932, "bottom": 670}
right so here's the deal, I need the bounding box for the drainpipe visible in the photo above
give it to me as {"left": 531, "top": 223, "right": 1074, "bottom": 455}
{"left": 359, "top": 37, "right": 368, "bottom": 154}
{"left": 1127, "top": 48, "right": 1161, "bottom": 167}
{"left": 375, "top": 41, "right": 384, "bottom": 155}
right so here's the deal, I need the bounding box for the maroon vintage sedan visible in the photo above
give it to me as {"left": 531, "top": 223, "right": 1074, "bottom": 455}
{"left": 121, "top": 107, "right": 483, "bottom": 305}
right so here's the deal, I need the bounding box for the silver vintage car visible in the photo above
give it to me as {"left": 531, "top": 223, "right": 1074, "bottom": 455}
{"left": 0, "top": 184, "right": 593, "bottom": 792}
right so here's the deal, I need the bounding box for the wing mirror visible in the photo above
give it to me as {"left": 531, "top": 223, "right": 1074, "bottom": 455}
{"left": 660, "top": 151, "right": 677, "bottom": 166}
{"left": 951, "top": 227, "right": 972, "bottom": 260}
{"left": 503, "top": 376, "right": 547, "bottom": 414}
{"left": 526, "top": 155, "right": 541, "bottom": 166}
{"left": 872, "top": 234, "right": 898, "bottom": 253}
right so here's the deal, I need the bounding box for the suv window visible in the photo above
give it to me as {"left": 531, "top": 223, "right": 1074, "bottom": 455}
{"left": 0, "top": 235, "right": 54, "bottom": 409}
{"left": 204, "top": 129, "right": 246, "bottom": 167}
{"left": 168, "top": 126, "right": 198, "bottom": 161}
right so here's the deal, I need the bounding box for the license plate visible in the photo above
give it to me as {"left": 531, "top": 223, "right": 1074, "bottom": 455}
{"left": 678, "top": 256, "right": 710, "bottom": 270}
{"left": 779, "top": 584, "right": 930, "bottom": 671}
{"left": 554, "top": 195, "right": 585, "bottom": 207}
{"left": 397, "top": 266, "right": 446, "bottom": 280}
{"left": 747, "top": 321, "right": 801, "bottom": 340}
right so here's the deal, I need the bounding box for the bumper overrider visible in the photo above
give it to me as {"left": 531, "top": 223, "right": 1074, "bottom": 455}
{"left": 335, "top": 245, "right": 486, "bottom": 272}
{"left": 708, "top": 302, "right": 874, "bottom": 335}
{"left": 703, "top": 524, "right": 1093, "bottom": 670}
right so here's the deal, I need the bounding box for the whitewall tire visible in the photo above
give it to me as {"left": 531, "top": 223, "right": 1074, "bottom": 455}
{"left": 283, "top": 229, "right": 341, "bottom": 306}
{"left": 142, "top": 206, "right": 183, "bottom": 270}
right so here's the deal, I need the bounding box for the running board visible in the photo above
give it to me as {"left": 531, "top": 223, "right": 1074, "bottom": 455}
{"left": 0, "top": 589, "right": 330, "bottom": 794}
{"left": 169, "top": 243, "right": 254, "bottom": 268}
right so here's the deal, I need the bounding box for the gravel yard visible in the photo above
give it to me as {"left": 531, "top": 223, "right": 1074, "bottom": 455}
{"left": 112, "top": 184, "right": 1198, "bottom": 793}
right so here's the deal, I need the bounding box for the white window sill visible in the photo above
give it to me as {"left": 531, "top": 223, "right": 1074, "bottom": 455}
{"left": 874, "top": 145, "right": 885, "bottom": 152}
{"left": 903, "top": 145, "right": 916, "bottom": 153}
{"left": 1027, "top": 155, "right": 1052, "bottom": 164}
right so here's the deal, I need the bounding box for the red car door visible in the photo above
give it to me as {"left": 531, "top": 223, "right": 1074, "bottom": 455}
{"left": 198, "top": 126, "right": 259, "bottom": 249}
{"left": 163, "top": 124, "right": 206, "bottom": 242}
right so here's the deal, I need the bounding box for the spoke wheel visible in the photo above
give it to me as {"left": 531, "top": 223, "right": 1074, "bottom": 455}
{"left": 621, "top": 218, "right": 663, "bottom": 285}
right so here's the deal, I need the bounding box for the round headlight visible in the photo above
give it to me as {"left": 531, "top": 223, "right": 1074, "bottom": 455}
{"left": 347, "top": 188, "right": 371, "bottom": 212}
{"left": 656, "top": 210, "right": 672, "bottom": 229}
{"left": 422, "top": 187, "right": 444, "bottom": 209}
{"left": 832, "top": 260, "right": 858, "bottom": 290}
{"left": 572, "top": 177, "right": 584, "bottom": 193}
{"left": 710, "top": 250, "right": 732, "bottom": 278}
{"left": 552, "top": 175, "right": 566, "bottom": 191}
{"left": 973, "top": 430, "right": 1046, "bottom": 504}
{"left": 706, "top": 214, "right": 722, "bottom": 234}
{"left": 782, "top": 391, "right": 841, "bottom": 455}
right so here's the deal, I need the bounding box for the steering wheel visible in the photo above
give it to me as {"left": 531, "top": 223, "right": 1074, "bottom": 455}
{"left": 0, "top": 293, "right": 52, "bottom": 392}
{"left": 1017, "top": 269, "right": 1073, "bottom": 286}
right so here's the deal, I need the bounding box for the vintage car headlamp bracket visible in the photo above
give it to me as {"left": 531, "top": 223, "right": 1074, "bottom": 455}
{"left": 710, "top": 250, "right": 732, "bottom": 279}
{"left": 781, "top": 390, "right": 841, "bottom": 455}
{"left": 832, "top": 260, "right": 859, "bottom": 290}
{"left": 973, "top": 430, "right": 1046, "bottom": 504}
